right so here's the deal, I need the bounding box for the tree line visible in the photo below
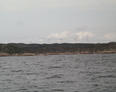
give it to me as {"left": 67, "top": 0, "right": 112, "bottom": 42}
{"left": 0, "top": 42, "right": 116, "bottom": 54}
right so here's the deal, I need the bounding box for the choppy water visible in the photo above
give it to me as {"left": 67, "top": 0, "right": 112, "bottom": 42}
{"left": 0, "top": 54, "right": 116, "bottom": 92}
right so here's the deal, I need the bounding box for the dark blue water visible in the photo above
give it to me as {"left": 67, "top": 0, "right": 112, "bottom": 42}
{"left": 0, "top": 54, "right": 116, "bottom": 92}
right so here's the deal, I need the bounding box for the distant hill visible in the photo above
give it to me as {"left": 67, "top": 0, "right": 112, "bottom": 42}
{"left": 0, "top": 42, "right": 116, "bottom": 56}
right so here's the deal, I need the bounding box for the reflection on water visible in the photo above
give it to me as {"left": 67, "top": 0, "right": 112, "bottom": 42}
{"left": 0, "top": 54, "right": 116, "bottom": 92}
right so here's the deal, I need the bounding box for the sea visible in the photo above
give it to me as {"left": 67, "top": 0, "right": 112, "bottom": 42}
{"left": 0, "top": 54, "right": 116, "bottom": 92}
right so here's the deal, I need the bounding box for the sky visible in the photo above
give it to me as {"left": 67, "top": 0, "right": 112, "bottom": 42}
{"left": 0, "top": 0, "right": 116, "bottom": 43}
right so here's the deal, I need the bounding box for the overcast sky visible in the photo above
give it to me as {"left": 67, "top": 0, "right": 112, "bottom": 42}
{"left": 0, "top": 0, "right": 116, "bottom": 43}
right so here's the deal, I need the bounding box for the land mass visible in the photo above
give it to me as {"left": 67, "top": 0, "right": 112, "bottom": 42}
{"left": 0, "top": 42, "right": 116, "bottom": 56}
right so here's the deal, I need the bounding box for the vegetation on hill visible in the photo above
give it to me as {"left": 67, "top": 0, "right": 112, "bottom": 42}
{"left": 0, "top": 42, "right": 116, "bottom": 56}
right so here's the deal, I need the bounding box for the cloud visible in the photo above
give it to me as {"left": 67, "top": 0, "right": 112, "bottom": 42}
{"left": 47, "top": 31, "right": 71, "bottom": 39}
{"left": 104, "top": 33, "right": 116, "bottom": 41}
{"left": 47, "top": 31, "right": 94, "bottom": 43}
{"left": 76, "top": 32, "right": 94, "bottom": 40}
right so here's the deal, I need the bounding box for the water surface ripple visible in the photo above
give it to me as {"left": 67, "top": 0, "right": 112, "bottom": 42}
{"left": 0, "top": 54, "right": 116, "bottom": 92}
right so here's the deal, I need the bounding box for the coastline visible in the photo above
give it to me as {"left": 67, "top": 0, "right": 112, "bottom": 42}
{"left": 0, "top": 51, "right": 116, "bottom": 57}
{"left": 0, "top": 42, "right": 116, "bottom": 57}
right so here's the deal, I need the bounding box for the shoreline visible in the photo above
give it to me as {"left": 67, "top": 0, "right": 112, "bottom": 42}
{"left": 0, "top": 42, "right": 116, "bottom": 57}
{"left": 0, "top": 51, "right": 116, "bottom": 57}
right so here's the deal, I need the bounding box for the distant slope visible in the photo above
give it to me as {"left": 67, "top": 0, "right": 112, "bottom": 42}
{"left": 0, "top": 42, "right": 116, "bottom": 56}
